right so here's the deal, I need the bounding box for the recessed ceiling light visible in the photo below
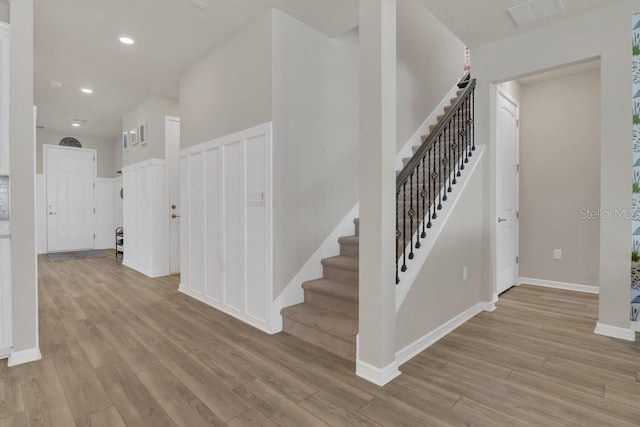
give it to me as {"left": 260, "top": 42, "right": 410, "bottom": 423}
{"left": 49, "top": 80, "right": 62, "bottom": 89}
{"left": 72, "top": 123, "right": 80, "bottom": 127}
{"left": 80, "top": 88, "right": 93, "bottom": 94}
{"left": 119, "top": 36, "right": 135, "bottom": 45}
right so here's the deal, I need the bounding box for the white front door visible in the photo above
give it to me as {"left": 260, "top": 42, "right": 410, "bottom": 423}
{"left": 496, "top": 89, "right": 519, "bottom": 294}
{"left": 166, "top": 117, "right": 181, "bottom": 274}
{"left": 46, "top": 145, "right": 96, "bottom": 252}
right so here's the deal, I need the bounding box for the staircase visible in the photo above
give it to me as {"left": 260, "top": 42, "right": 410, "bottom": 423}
{"left": 280, "top": 75, "right": 474, "bottom": 361}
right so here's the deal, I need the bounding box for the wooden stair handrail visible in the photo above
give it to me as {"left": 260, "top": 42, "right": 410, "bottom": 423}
{"left": 396, "top": 77, "right": 476, "bottom": 193}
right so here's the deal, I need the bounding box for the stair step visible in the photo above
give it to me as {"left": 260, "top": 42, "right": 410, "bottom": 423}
{"left": 303, "top": 278, "right": 358, "bottom": 302}
{"left": 322, "top": 255, "right": 359, "bottom": 283}
{"left": 282, "top": 303, "right": 357, "bottom": 341}
{"left": 281, "top": 303, "right": 357, "bottom": 360}
{"left": 303, "top": 278, "right": 358, "bottom": 317}
{"left": 338, "top": 235, "right": 359, "bottom": 257}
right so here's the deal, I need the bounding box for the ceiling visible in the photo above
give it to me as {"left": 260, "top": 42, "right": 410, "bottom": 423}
{"left": 415, "top": 0, "right": 620, "bottom": 48}
{"left": 34, "top": 0, "right": 617, "bottom": 141}
{"left": 34, "top": 0, "right": 358, "bottom": 140}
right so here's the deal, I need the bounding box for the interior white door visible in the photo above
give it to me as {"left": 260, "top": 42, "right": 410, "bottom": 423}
{"left": 166, "top": 117, "right": 181, "bottom": 274}
{"left": 496, "top": 89, "right": 519, "bottom": 294}
{"left": 46, "top": 146, "right": 96, "bottom": 252}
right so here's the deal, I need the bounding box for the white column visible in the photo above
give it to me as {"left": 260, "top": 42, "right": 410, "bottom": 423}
{"left": 357, "top": 0, "right": 400, "bottom": 385}
{"left": 8, "top": 0, "right": 41, "bottom": 366}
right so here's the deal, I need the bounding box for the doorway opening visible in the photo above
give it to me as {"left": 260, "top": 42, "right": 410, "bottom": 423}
{"left": 495, "top": 59, "right": 601, "bottom": 297}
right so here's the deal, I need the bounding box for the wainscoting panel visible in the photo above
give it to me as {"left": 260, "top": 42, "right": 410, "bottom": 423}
{"left": 122, "top": 159, "right": 169, "bottom": 278}
{"left": 179, "top": 123, "right": 273, "bottom": 333}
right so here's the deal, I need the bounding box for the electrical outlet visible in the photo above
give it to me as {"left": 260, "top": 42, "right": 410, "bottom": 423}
{"left": 463, "top": 266, "right": 468, "bottom": 281}
{"left": 553, "top": 249, "right": 562, "bottom": 259}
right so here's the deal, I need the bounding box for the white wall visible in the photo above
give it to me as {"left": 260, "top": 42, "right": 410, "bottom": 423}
{"left": 122, "top": 95, "right": 179, "bottom": 167}
{"left": 113, "top": 135, "right": 122, "bottom": 174}
{"left": 472, "top": 0, "right": 637, "bottom": 332}
{"left": 519, "top": 69, "right": 601, "bottom": 287}
{"left": 180, "top": 10, "right": 273, "bottom": 148}
{"left": 36, "top": 129, "right": 117, "bottom": 178}
{"left": 122, "top": 160, "right": 168, "bottom": 277}
{"left": 272, "top": 10, "right": 359, "bottom": 296}
{"left": 0, "top": 3, "right": 8, "bottom": 24}
{"left": 95, "top": 178, "right": 116, "bottom": 249}
{"left": 396, "top": 0, "right": 466, "bottom": 151}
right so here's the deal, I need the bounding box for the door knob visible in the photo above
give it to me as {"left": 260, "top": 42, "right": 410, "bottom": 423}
{"left": 498, "top": 217, "right": 507, "bottom": 223}
{"left": 48, "top": 212, "right": 56, "bottom": 215}
{"left": 171, "top": 213, "right": 180, "bottom": 219}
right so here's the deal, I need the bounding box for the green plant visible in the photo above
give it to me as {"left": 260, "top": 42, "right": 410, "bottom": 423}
{"left": 633, "top": 251, "right": 639, "bottom": 262}
{"left": 634, "top": 114, "right": 640, "bottom": 125}
{"left": 633, "top": 45, "right": 640, "bottom": 56}
{"left": 634, "top": 183, "right": 640, "bottom": 194}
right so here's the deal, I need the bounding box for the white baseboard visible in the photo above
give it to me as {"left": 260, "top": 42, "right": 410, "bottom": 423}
{"left": 594, "top": 322, "right": 636, "bottom": 341}
{"left": 178, "top": 285, "right": 274, "bottom": 335}
{"left": 356, "top": 358, "right": 401, "bottom": 386}
{"left": 8, "top": 347, "right": 41, "bottom": 367}
{"left": 0, "top": 346, "right": 11, "bottom": 359}
{"left": 122, "top": 260, "right": 166, "bottom": 278}
{"left": 518, "top": 277, "right": 598, "bottom": 294}
{"left": 271, "top": 203, "right": 359, "bottom": 333}
{"left": 395, "top": 300, "right": 491, "bottom": 366}
{"left": 485, "top": 294, "right": 498, "bottom": 312}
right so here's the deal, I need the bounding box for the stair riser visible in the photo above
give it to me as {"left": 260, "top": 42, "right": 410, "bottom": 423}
{"left": 284, "top": 318, "right": 356, "bottom": 360}
{"left": 340, "top": 243, "right": 359, "bottom": 257}
{"left": 304, "top": 290, "right": 358, "bottom": 318}
{"left": 323, "top": 265, "right": 358, "bottom": 284}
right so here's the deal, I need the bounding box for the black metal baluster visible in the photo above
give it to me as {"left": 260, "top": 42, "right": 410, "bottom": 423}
{"left": 431, "top": 141, "right": 438, "bottom": 219}
{"left": 428, "top": 146, "right": 434, "bottom": 225}
{"left": 401, "top": 182, "right": 407, "bottom": 272}
{"left": 396, "top": 190, "right": 400, "bottom": 284}
{"left": 421, "top": 155, "right": 427, "bottom": 238}
{"left": 437, "top": 134, "right": 443, "bottom": 210}
{"left": 447, "top": 115, "right": 453, "bottom": 193}
{"left": 452, "top": 113, "right": 458, "bottom": 185}
{"left": 408, "top": 171, "right": 415, "bottom": 259}
{"left": 466, "top": 96, "right": 472, "bottom": 159}
{"left": 442, "top": 124, "right": 449, "bottom": 202}
{"left": 415, "top": 161, "right": 421, "bottom": 249}
{"left": 471, "top": 89, "right": 476, "bottom": 151}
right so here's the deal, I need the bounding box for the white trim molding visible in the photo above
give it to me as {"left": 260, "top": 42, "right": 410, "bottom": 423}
{"left": 594, "top": 322, "right": 635, "bottom": 341}
{"left": 356, "top": 359, "right": 401, "bottom": 387}
{"left": 518, "top": 277, "right": 599, "bottom": 294}
{"left": 395, "top": 300, "right": 493, "bottom": 366}
{"left": 8, "top": 347, "right": 41, "bottom": 367}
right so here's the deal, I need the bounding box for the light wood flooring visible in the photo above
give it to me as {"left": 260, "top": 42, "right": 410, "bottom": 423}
{"left": 2, "top": 252, "right": 640, "bottom": 426}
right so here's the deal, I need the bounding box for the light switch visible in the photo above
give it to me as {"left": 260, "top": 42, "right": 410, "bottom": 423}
{"left": 247, "top": 192, "right": 265, "bottom": 206}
